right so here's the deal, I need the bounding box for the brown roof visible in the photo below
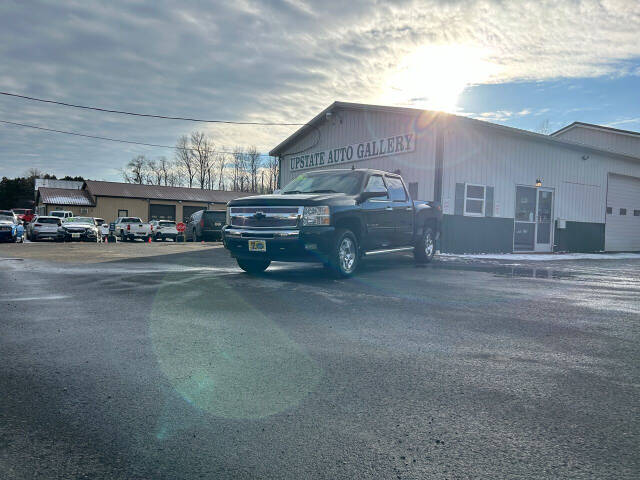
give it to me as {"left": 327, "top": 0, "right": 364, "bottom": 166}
{"left": 38, "top": 187, "right": 95, "bottom": 206}
{"left": 84, "top": 181, "right": 253, "bottom": 203}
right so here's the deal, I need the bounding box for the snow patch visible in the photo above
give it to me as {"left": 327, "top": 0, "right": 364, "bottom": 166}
{"left": 440, "top": 253, "right": 640, "bottom": 261}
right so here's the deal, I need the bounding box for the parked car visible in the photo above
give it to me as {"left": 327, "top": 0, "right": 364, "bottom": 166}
{"left": 0, "top": 210, "right": 25, "bottom": 243}
{"left": 186, "top": 210, "right": 226, "bottom": 241}
{"left": 12, "top": 208, "right": 35, "bottom": 224}
{"left": 114, "top": 217, "right": 152, "bottom": 241}
{"left": 50, "top": 210, "right": 74, "bottom": 220}
{"left": 223, "top": 168, "right": 442, "bottom": 277}
{"left": 28, "top": 216, "right": 62, "bottom": 241}
{"left": 59, "top": 217, "right": 100, "bottom": 242}
{"left": 150, "top": 220, "right": 178, "bottom": 241}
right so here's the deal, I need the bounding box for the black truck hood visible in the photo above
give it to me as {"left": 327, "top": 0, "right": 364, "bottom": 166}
{"left": 228, "top": 193, "right": 351, "bottom": 206}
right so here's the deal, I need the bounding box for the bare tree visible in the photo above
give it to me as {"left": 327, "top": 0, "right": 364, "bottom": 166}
{"left": 231, "top": 147, "right": 250, "bottom": 191}
{"left": 190, "top": 131, "right": 216, "bottom": 190}
{"left": 175, "top": 135, "right": 196, "bottom": 188}
{"left": 122, "top": 155, "right": 147, "bottom": 184}
{"left": 246, "top": 146, "right": 262, "bottom": 193}
{"left": 146, "top": 158, "right": 164, "bottom": 185}
{"left": 267, "top": 156, "right": 279, "bottom": 192}
{"left": 158, "top": 156, "right": 170, "bottom": 185}
{"left": 25, "top": 167, "right": 43, "bottom": 179}
{"left": 216, "top": 152, "right": 227, "bottom": 190}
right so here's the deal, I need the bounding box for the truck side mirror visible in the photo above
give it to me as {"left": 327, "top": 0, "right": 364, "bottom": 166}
{"left": 358, "top": 190, "right": 388, "bottom": 203}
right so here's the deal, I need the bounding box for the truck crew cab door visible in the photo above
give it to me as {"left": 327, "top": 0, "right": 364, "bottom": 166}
{"left": 384, "top": 175, "right": 414, "bottom": 246}
{"left": 361, "top": 174, "right": 394, "bottom": 249}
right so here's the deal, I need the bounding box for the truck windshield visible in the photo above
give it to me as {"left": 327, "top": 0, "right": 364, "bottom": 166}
{"left": 282, "top": 171, "right": 364, "bottom": 195}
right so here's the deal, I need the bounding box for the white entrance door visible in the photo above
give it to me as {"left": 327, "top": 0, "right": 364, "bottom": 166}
{"left": 514, "top": 186, "right": 554, "bottom": 252}
{"left": 605, "top": 174, "right": 640, "bottom": 251}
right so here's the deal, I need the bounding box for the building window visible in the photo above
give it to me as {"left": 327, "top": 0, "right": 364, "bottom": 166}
{"left": 464, "top": 184, "right": 485, "bottom": 216}
{"left": 118, "top": 209, "right": 128, "bottom": 217}
{"left": 620, "top": 208, "right": 627, "bottom": 216}
{"left": 80, "top": 208, "right": 88, "bottom": 214}
{"left": 606, "top": 207, "right": 612, "bottom": 214}
{"left": 634, "top": 210, "right": 640, "bottom": 217}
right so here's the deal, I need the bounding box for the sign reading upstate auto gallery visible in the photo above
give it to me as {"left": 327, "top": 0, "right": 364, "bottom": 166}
{"left": 288, "top": 133, "right": 415, "bottom": 172}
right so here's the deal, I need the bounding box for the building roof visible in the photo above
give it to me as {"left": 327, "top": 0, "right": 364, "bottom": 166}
{"left": 550, "top": 121, "right": 640, "bottom": 138}
{"left": 269, "top": 101, "right": 640, "bottom": 162}
{"left": 83, "top": 180, "right": 252, "bottom": 203}
{"left": 38, "top": 187, "right": 95, "bottom": 206}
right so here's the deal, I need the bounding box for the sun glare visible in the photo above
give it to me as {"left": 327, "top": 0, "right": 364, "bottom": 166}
{"left": 381, "top": 44, "right": 500, "bottom": 113}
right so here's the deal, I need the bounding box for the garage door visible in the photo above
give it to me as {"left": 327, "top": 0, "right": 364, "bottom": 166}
{"left": 605, "top": 174, "right": 640, "bottom": 251}
{"left": 149, "top": 204, "right": 176, "bottom": 221}
{"left": 182, "top": 205, "right": 205, "bottom": 222}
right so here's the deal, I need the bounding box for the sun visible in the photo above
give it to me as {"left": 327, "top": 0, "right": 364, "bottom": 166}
{"left": 380, "top": 44, "right": 500, "bottom": 113}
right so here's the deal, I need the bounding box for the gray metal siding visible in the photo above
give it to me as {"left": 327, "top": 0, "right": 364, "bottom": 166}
{"left": 279, "top": 109, "right": 437, "bottom": 201}
{"left": 554, "top": 126, "right": 640, "bottom": 157}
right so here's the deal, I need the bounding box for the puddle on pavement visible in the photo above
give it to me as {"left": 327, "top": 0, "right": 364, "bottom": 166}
{"left": 432, "top": 261, "right": 575, "bottom": 280}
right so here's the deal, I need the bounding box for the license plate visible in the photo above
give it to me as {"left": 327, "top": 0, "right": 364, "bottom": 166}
{"left": 72, "top": 233, "right": 81, "bottom": 238}
{"left": 248, "top": 239, "right": 266, "bottom": 252}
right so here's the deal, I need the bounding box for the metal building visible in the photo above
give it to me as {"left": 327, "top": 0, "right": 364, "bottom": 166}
{"left": 270, "top": 102, "right": 640, "bottom": 253}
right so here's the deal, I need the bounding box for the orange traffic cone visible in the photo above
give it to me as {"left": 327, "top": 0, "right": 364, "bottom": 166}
{"left": 148, "top": 236, "right": 152, "bottom": 243}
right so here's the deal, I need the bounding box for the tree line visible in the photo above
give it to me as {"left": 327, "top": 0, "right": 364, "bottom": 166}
{"left": 0, "top": 170, "right": 85, "bottom": 210}
{"left": 121, "top": 130, "right": 279, "bottom": 193}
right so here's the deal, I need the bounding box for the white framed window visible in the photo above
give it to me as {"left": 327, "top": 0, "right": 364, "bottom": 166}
{"left": 464, "top": 183, "right": 486, "bottom": 216}
{"left": 80, "top": 208, "right": 89, "bottom": 214}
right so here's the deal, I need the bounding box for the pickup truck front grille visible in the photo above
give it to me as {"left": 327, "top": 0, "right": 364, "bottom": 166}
{"left": 229, "top": 206, "right": 302, "bottom": 229}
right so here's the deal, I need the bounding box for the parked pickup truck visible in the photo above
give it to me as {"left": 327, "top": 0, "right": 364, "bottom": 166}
{"left": 114, "top": 217, "right": 152, "bottom": 241}
{"left": 223, "top": 168, "right": 442, "bottom": 277}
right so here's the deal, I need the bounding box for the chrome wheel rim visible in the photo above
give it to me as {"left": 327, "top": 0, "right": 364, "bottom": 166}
{"left": 424, "top": 232, "right": 434, "bottom": 257}
{"left": 338, "top": 237, "right": 356, "bottom": 272}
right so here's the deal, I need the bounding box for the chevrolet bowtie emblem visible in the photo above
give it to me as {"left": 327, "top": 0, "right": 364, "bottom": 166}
{"left": 254, "top": 211, "right": 266, "bottom": 220}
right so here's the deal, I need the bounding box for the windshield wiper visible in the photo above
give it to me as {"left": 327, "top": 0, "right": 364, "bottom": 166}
{"left": 309, "top": 189, "right": 337, "bottom": 193}
{"left": 282, "top": 190, "right": 304, "bottom": 194}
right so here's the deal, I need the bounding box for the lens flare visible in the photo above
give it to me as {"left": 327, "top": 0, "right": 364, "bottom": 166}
{"left": 150, "top": 272, "right": 322, "bottom": 420}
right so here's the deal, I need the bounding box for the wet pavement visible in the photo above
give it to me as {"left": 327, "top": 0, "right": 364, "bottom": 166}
{"left": 1, "top": 247, "right": 639, "bottom": 479}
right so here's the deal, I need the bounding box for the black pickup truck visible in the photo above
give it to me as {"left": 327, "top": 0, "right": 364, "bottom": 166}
{"left": 222, "top": 168, "right": 442, "bottom": 277}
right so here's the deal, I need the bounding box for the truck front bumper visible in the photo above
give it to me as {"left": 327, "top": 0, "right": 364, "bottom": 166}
{"left": 223, "top": 226, "right": 335, "bottom": 262}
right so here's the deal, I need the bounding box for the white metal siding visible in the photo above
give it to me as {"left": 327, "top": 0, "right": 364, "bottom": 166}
{"left": 441, "top": 118, "right": 640, "bottom": 224}
{"left": 554, "top": 126, "right": 640, "bottom": 158}
{"left": 279, "top": 109, "right": 437, "bottom": 201}
{"left": 605, "top": 174, "right": 640, "bottom": 251}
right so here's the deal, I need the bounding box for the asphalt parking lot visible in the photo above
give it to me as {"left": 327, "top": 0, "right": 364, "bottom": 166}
{"left": 1, "top": 243, "right": 639, "bottom": 479}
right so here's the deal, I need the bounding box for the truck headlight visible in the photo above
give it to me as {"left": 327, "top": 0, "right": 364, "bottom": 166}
{"left": 302, "top": 206, "right": 330, "bottom": 226}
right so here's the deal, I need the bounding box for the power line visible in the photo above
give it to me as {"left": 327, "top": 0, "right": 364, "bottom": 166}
{"left": 0, "top": 91, "right": 306, "bottom": 126}
{"left": 0, "top": 119, "right": 273, "bottom": 156}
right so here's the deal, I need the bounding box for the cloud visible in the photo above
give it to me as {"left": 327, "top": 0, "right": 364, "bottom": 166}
{"left": 0, "top": 0, "right": 638, "bottom": 178}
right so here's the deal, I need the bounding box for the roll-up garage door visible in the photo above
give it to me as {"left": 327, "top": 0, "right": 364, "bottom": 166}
{"left": 150, "top": 204, "right": 176, "bottom": 221}
{"left": 605, "top": 174, "right": 640, "bottom": 251}
{"left": 182, "top": 205, "right": 205, "bottom": 222}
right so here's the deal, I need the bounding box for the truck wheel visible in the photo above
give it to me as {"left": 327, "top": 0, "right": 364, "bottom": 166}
{"left": 328, "top": 228, "right": 359, "bottom": 278}
{"left": 414, "top": 227, "right": 435, "bottom": 264}
{"left": 236, "top": 258, "right": 270, "bottom": 274}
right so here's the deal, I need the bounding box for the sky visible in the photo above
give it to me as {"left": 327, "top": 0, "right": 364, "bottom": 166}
{"left": 0, "top": 0, "right": 639, "bottom": 181}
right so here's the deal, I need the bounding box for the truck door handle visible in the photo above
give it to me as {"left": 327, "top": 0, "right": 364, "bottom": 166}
{"left": 385, "top": 207, "right": 393, "bottom": 211}
{"left": 405, "top": 207, "right": 412, "bottom": 211}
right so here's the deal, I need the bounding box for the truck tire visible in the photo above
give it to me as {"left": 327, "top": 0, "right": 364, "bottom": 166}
{"left": 414, "top": 226, "right": 435, "bottom": 264}
{"left": 236, "top": 258, "right": 271, "bottom": 274}
{"left": 328, "top": 228, "right": 359, "bottom": 278}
